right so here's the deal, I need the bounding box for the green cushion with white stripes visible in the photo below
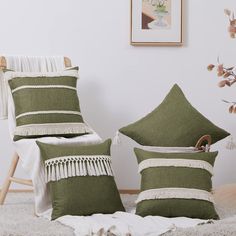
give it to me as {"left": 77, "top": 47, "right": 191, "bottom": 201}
{"left": 8, "top": 69, "right": 92, "bottom": 141}
{"left": 134, "top": 148, "right": 219, "bottom": 219}
{"left": 37, "top": 139, "right": 125, "bottom": 220}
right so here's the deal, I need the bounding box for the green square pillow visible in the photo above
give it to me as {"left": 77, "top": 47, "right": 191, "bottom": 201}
{"left": 37, "top": 139, "right": 125, "bottom": 220}
{"left": 119, "top": 84, "right": 229, "bottom": 147}
{"left": 7, "top": 69, "right": 92, "bottom": 141}
{"left": 134, "top": 147, "right": 219, "bottom": 219}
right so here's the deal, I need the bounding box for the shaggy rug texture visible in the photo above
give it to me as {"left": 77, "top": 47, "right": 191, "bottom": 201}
{"left": 0, "top": 192, "right": 236, "bottom": 236}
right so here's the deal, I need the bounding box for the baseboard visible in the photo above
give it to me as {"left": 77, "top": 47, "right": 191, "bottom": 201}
{"left": 2, "top": 189, "right": 139, "bottom": 194}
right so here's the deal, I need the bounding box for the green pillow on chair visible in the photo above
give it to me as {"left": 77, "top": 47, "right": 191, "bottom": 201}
{"left": 37, "top": 139, "right": 125, "bottom": 220}
{"left": 119, "top": 84, "right": 229, "bottom": 147}
{"left": 7, "top": 69, "right": 92, "bottom": 141}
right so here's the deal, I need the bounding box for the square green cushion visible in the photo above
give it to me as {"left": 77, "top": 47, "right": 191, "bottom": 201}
{"left": 119, "top": 84, "right": 229, "bottom": 146}
{"left": 36, "top": 139, "right": 125, "bottom": 220}
{"left": 134, "top": 148, "right": 219, "bottom": 219}
{"left": 8, "top": 69, "right": 92, "bottom": 141}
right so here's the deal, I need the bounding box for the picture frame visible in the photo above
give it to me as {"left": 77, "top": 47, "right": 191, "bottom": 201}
{"left": 130, "top": 0, "right": 183, "bottom": 46}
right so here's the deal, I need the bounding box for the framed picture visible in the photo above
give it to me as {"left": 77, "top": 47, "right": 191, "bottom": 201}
{"left": 130, "top": 0, "right": 183, "bottom": 46}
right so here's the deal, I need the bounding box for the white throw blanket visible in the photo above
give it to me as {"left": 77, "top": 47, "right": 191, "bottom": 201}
{"left": 57, "top": 212, "right": 207, "bottom": 236}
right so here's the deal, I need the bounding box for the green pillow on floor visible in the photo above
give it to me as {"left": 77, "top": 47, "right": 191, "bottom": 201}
{"left": 37, "top": 139, "right": 125, "bottom": 220}
{"left": 134, "top": 147, "right": 219, "bottom": 219}
{"left": 119, "top": 84, "right": 229, "bottom": 147}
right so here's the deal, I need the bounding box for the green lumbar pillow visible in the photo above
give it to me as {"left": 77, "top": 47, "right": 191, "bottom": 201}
{"left": 37, "top": 139, "right": 125, "bottom": 220}
{"left": 134, "top": 147, "right": 219, "bottom": 219}
{"left": 119, "top": 84, "right": 229, "bottom": 147}
{"left": 7, "top": 69, "right": 92, "bottom": 141}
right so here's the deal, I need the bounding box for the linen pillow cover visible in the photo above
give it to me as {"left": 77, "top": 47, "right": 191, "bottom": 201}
{"left": 134, "top": 148, "right": 219, "bottom": 219}
{"left": 119, "top": 84, "right": 229, "bottom": 147}
{"left": 7, "top": 69, "right": 92, "bottom": 141}
{"left": 37, "top": 139, "right": 125, "bottom": 220}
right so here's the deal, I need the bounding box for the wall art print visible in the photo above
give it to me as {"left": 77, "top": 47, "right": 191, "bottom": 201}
{"left": 131, "top": 0, "right": 183, "bottom": 46}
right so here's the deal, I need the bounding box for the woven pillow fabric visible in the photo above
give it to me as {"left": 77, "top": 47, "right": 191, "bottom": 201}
{"left": 6, "top": 69, "right": 92, "bottom": 141}
{"left": 37, "top": 139, "right": 125, "bottom": 220}
{"left": 134, "top": 148, "right": 219, "bottom": 219}
{"left": 119, "top": 84, "right": 229, "bottom": 147}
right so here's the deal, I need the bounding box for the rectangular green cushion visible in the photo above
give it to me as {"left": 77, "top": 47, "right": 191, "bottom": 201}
{"left": 134, "top": 148, "right": 219, "bottom": 219}
{"left": 37, "top": 139, "right": 125, "bottom": 220}
{"left": 8, "top": 70, "right": 92, "bottom": 141}
{"left": 119, "top": 84, "right": 229, "bottom": 146}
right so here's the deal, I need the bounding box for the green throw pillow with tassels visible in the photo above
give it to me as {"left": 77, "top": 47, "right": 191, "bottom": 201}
{"left": 37, "top": 139, "right": 125, "bottom": 220}
{"left": 119, "top": 84, "right": 229, "bottom": 147}
{"left": 6, "top": 68, "right": 92, "bottom": 141}
{"left": 134, "top": 148, "right": 219, "bottom": 219}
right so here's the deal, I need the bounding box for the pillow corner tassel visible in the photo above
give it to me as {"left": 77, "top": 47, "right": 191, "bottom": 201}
{"left": 112, "top": 131, "right": 122, "bottom": 145}
{"left": 226, "top": 135, "right": 236, "bottom": 150}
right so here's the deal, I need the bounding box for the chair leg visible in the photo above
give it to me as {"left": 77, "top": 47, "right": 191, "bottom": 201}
{"left": 0, "top": 152, "right": 19, "bottom": 205}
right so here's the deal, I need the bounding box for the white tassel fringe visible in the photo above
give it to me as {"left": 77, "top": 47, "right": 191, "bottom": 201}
{"left": 136, "top": 188, "right": 215, "bottom": 204}
{"left": 45, "top": 155, "right": 113, "bottom": 182}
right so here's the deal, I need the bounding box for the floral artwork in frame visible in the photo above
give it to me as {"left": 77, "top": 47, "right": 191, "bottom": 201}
{"left": 131, "top": 0, "right": 183, "bottom": 46}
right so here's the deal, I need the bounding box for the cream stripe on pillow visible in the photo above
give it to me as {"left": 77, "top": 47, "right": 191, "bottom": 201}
{"left": 138, "top": 158, "right": 214, "bottom": 175}
{"left": 16, "top": 110, "right": 82, "bottom": 120}
{"left": 135, "top": 188, "right": 215, "bottom": 204}
{"left": 12, "top": 85, "right": 77, "bottom": 93}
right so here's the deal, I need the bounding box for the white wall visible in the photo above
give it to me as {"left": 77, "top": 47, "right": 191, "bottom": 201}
{"left": 0, "top": 0, "right": 236, "bottom": 190}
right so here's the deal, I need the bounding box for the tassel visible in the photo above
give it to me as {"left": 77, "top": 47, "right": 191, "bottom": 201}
{"left": 59, "top": 163, "right": 64, "bottom": 179}
{"left": 82, "top": 160, "right": 86, "bottom": 176}
{"left": 93, "top": 161, "right": 100, "bottom": 175}
{"left": 71, "top": 161, "right": 76, "bottom": 176}
{"left": 112, "top": 131, "right": 121, "bottom": 145}
{"left": 75, "top": 161, "right": 80, "bottom": 175}
{"left": 51, "top": 165, "right": 56, "bottom": 181}
{"left": 226, "top": 135, "right": 236, "bottom": 150}
{"left": 64, "top": 162, "right": 68, "bottom": 178}
{"left": 56, "top": 163, "right": 60, "bottom": 181}
{"left": 68, "top": 161, "right": 72, "bottom": 177}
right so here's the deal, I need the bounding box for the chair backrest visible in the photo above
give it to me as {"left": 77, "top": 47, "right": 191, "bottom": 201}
{"left": 0, "top": 55, "right": 73, "bottom": 137}
{"left": 0, "top": 56, "right": 72, "bottom": 70}
{"left": 0, "top": 55, "right": 72, "bottom": 120}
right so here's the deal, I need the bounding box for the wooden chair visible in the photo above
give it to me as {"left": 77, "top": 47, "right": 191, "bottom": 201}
{"left": 0, "top": 56, "right": 72, "bottom": 205}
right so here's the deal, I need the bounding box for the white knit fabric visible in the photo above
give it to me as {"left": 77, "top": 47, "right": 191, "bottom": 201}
{"left": 0, "top": 56, "right": 65, "bottom": 119}
{"left": 138, "top": 158, "right": 214, "bottom": 175}
{"left": 136, "top": 188, "right": 215, "bottom": 204}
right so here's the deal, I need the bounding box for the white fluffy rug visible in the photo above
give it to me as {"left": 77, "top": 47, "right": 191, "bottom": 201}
{"left": 1, "top": 192, "right": 236, "bottom": 236}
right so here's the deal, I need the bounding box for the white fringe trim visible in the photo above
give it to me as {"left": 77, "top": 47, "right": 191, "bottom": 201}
{"left": 4, "top": 69, "right": 79, "bottom": 81}
{"left": 14, "top": 122, "right": 92, "bottom": 136}
{"left": 12, "top": 85, "right": 77, "bottom": 93}
{"left": 136, "top": 188, "right": 215, "bottom": 204}
{"left": 138, "top": 158, "right": 214, "bottom": 175}
{"left": 44, "top": 155, "right": 113, "bottom": 182}
{"left": 141, "top": 146, "right": 202, "bottom": 153}
{"left": 16, "top": 110, "right": 82, "bottom": 120}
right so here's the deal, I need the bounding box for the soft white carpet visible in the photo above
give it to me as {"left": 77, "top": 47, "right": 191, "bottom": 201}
{"left": 1, "top": 192, "right": 236, "bottom": 236}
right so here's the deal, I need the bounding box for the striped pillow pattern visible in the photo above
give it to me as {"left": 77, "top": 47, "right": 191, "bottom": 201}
{"left": 7, "top": 70, "right": 92, "bottom": 140}
{"left": 134, "top": 148, "right": 219, "bottom": 219}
